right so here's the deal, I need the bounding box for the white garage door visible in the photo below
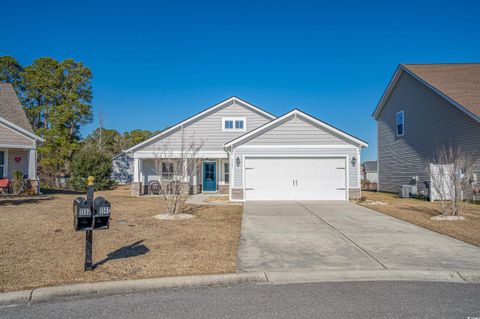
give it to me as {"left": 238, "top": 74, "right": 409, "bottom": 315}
{"left": 245, "top": 157, "right": 347, "bottom": 201}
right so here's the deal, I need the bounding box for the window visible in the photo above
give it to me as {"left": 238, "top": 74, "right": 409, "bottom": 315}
{"left": 235, "top": 120, "right": 243, "bottom": 129}
{"left": 224, "top": 120, "right": 233, "bottom": 130}
{"left": 396, "top": 111, "right": 404, "bottom": 137}
{"left": 224, "top": 162, "right": 229, "bottom": 184}
{"left": 222, "top": 117, "right": 246, "bottom": 131}
{"left": 0, "top": 151, "right": 4, "bottom": 178}
{"left": 161, "top": 162, "right": 174, "bottom": 179}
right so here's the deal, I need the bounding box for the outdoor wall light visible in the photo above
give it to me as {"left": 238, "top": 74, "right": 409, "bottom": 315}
{"left": 351, "top": 156, "right": 357, "bottom": 167}
{"left": 235, "top": 156, "right": 241, "bottom": 167}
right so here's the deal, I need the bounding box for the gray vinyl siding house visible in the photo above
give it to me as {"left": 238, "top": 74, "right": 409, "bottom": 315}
{"left": 126, "top": 97, "right": 367, "bottom": 201}
{"left": 373, "top": 64, "right": 480, "bottom": 194}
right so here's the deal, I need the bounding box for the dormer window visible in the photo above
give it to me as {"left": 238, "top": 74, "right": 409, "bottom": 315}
{"left": 222, "top": 117, "right": 246, "bottom": 132}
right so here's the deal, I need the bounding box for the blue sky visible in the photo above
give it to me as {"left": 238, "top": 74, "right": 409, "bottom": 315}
{"left": 1, "top": 0, "right": 479, "bottom": 161}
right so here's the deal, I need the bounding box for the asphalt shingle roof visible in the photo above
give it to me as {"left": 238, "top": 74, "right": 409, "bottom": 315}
{"left": 402, "top": 64, "right": 480, "bottom": 118}
{"left": 0, "top": 83, "right": 34, "bottom": 133}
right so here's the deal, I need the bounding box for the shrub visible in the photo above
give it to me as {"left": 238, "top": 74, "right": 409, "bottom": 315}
{"left": 69, "top": 144, "right": 114, "bottom": 191}
{"left": 12, "top": 170, "right": 24, "bottom": 194}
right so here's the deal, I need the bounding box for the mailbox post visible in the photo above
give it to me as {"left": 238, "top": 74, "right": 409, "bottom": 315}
{"left": 85, "top": 176, "right": 95, "bottom": 271}
{"left": 73, "top": 176, "right": 111, "bottom": 272}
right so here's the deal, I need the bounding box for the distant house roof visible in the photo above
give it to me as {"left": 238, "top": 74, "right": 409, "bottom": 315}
{"left": 373, "top": 63, "right": 480, "bottom": 122}
{"left": 0, "top": 83, "right": 43, "bottom": 141}
{"left": 362, "top": 161, "right": 377, "bottom": 173}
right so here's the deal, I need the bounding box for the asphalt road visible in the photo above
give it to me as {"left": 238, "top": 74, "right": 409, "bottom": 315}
{"left": 2, "top": 281, "right": 479, "bottom": 319}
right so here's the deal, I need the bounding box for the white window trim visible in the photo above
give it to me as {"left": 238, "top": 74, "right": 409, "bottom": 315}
{"left": 0, "top": 148, "right": 8, "bottom": 179}
{"left": 222, "top": 117, "right": 247, "bottom": 132}
{"left": 396, "top": 111, "right": 404, "bottom": 137}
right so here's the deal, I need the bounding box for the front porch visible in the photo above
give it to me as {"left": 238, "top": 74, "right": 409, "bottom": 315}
{"left": 0, "top": 147, "right": 38, "bottom": 194}
{"left": 131, "top": 156, "right": 231, "bottom": 196}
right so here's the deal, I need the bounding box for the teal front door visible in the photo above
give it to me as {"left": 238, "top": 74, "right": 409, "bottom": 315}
{"left": 203, "top": 162, "right": 216, "bottom": 192}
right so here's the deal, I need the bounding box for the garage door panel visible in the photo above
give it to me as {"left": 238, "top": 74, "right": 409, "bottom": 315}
{"left": 295, "top": 158, "right": 346, "bottom": 200}
{"left": 245, "top": 158, "right": 295, "bottom": 200}
{"left": 245, "top": 157, "right": 346, "bottom": 201}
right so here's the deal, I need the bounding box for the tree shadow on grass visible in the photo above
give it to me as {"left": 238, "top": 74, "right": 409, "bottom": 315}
{"left": 0, "top": 196, "right": 54, "bottom": 206}
{"left": 93, "top": 240, "right": 150, "bottom": 269}
{"left": 41, "top": 188, "right": 84, "bottom": 195}
{"left": 183, "top": 205, "right": 210, "bottom": 215}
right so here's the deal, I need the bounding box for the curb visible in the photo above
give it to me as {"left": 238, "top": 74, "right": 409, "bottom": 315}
{"left": 0, "top": 290, "right": 31, "bottom": 307}
{"left": 0, "top": 272, "right": 267, "bottom": 307}
{"left": 265, "top": 269, "right": 476, "bottom": 284}
{"left": 1, "top": 269, "right": 479, "bottom": 307}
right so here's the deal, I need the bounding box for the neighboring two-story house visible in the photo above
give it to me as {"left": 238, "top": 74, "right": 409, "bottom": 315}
{"left": 0, "top": 83, "right": 44, "bottom": 192}
{"left": 126, "top": 97, "right": 367, "bottom": 201}
{"left": 373, "top": 64, "right": 480, "bottom": 193}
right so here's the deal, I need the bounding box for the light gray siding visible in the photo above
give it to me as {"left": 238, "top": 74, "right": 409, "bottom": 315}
{"left": 242, "top": 116, "right": 351, "bottom": 146}
{"left": 139, "top": 100, "right": 272, "bottom": 152}
{"left": 7, "top": 149, "right": 29, "bottom": 178}
{"left": 377, "top": 71, "right": 480, "bottom": 193}
{"left": 233, "top": 147, "right": 360, "bottom": 189}
{"left": 0, "top": 122, "right": 35, "bottom": 147}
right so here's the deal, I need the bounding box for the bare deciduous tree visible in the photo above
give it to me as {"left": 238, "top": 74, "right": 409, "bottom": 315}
{"left": 426, "top": 145, "right": 477, "bottom": 216}
{"left": 152, "top": 132, "right": 204, "bottom": 215}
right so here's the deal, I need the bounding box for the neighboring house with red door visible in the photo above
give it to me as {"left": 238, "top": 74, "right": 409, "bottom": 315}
{"left": 0, "top": 83, "right": 44, "bottom": 193}
{"left": 373, "top": 63, "right": 480, "bottom": 194}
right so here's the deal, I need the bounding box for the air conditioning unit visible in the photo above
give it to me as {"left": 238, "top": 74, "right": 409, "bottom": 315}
{"left": 400, "top": 185, "right": 418, "bottom": 198}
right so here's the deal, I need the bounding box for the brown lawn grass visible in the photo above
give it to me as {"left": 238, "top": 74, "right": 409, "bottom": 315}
{"left": 0, "top": 185, "right": 242, "bottom": 292}
{"left": 359, "top": 191, "right": 480, "bottom": 247}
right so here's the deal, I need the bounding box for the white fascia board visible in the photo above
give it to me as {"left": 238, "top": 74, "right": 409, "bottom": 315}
{"left": 236, "top": 144, "right": 359, "bottom": 149}
{"left": 125, "top": 97, "right": 276, "bottom": 153}
{"left": 0, "top": 117, "right": 44, "bottom": 142}
{"left": 372, "top": 66, "right": 403, "bottom": 119}
{"left": 225, "top": 109, "right": 368, "bottom": 149}
{"left": 0, "top": 143, "right": 36, "bottom": 149}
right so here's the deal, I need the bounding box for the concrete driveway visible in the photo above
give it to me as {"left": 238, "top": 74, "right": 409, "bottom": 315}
{"left": 238, "top": 201, "right": 480, "bottom": 272}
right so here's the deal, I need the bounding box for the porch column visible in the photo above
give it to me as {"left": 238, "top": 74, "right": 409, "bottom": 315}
{"left": 132, "top": 157, "right": 143, "bottom": 196}
{"left": 27, "top": 149, "right": 37, "bottom": 179}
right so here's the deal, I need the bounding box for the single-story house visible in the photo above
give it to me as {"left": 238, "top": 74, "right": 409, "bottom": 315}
{"left": 373, "top": 63, "right": 480, "bottom": 194}
{"left": 125, "top": 97, "right": 367, "bottom": 201}
{"left": 0, "top": 83, "right": 44, "bottom": 192}
{"left": 361, "top": 161, "right": 378, "bottom": 183}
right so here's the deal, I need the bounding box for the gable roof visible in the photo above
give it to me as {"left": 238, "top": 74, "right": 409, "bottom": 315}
{"left": 224, "top": 109, "right": 368, "bottom": 149}
{"left": 373, "top": 64, "right": 480, "bottom": 122}
{"left": 125, "top": 96, "right": 276, "bottom": 152}
{"left": 0, "top": 83, "right": 44, "bottom": 142}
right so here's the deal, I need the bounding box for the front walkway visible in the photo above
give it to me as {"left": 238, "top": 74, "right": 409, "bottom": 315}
{"left": 238, "top": 201, "right": 480, "bottom": 272}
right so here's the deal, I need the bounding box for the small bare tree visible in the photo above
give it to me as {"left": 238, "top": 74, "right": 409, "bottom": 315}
{"left": 426, "top": 145, "right": 477, "bottom": 216}
{"left": 152, "top": 131, "right": 203, "bottom": 215}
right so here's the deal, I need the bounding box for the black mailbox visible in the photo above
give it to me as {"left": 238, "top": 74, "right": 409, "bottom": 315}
{"left": 93, "top": 196, "right": 111, "bottom": 229}
{"left": 73, "top": 197, "right": 93, "bottom": 231}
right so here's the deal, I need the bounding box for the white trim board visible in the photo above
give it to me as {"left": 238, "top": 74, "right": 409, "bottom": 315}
{"left": 125, "top": 97, "right": 275, "bottom": 153}
{"left": 0, "top": 117, "right": 43, "bottom": 142}
{"left": 224, "top": 109, "right": 368, "bottom": 149}
{"left": 236, "top": 144, "right": 358, "bottom": 149}
{"left": 0, "top": 144, "right": 36, "bottom": 150}
{"left": 133, "top": 151, "right": 228, "bottom": 159}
